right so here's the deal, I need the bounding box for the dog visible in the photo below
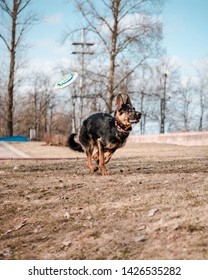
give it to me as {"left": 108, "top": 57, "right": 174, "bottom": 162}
{"left": 68, "top": 94, "right": 141, "bottom": 175}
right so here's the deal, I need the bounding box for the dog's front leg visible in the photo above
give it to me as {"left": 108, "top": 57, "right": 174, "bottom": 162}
{"left": 104, "top": 149, "right": 115, "bottom": 164}
{"left": 97, "top": 140, "right": 109, "bottom": 175}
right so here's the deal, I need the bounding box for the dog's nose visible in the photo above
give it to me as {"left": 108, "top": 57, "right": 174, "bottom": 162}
{"left": 135, "top": 111, "right": 142, "bottom": 120}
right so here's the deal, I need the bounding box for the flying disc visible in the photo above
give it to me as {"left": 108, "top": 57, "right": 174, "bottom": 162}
{"left": 55, "top": 72, "right": 78, "bottom": 89}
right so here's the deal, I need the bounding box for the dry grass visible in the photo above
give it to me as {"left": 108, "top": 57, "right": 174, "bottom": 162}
{"left": 43, "top": 133, "right": 68, "bottom": 147}
{"left": 0, "top": 142, "right": 208, "bottom": 259}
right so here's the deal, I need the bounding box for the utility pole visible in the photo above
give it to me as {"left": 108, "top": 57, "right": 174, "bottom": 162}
{"left": 72, "top": 29, "right": 94, "bottom": 127}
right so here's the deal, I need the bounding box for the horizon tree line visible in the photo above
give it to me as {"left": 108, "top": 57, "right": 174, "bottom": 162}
{"left": 0, "top": 0, "right": 207, "bottom": 140}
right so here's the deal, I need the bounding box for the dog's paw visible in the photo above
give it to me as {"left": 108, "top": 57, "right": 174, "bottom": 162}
{"left": 90, "top": 166, "right": 98, "bottom": 172}
{"left": 101, "top": 168, "right": 109, "bottom": 176}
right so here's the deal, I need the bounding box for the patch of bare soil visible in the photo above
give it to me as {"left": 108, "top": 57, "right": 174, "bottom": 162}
{"left": 0, "top": 142, "right": 208, "bottom": 259}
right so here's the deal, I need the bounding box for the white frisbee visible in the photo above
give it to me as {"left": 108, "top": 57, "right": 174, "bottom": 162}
{"left": 55, "top": 72, "right": 78, "bottom": 89}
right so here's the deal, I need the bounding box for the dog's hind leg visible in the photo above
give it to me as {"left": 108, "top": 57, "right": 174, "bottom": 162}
{"left": 85, "top": 144, "right": 98, "bottom": 173}
{"left": 92, "top": 151, "right": 99, "bottom": 164}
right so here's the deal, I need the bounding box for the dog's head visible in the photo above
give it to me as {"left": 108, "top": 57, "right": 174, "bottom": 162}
{"left": 115, "top": 94, "right": 142, "bottom": 128}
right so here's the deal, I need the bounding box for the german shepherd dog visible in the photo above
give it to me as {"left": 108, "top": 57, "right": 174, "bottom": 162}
{"left": 68, "top": 94, "right": 141, "bottom": 175}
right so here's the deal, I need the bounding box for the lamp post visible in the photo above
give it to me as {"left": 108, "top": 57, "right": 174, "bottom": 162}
{"left": 160, "top": 72, "right": 167, "bottom": 134}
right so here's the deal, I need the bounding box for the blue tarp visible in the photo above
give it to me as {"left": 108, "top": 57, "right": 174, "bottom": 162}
{"left": 0, "top": 135, "right": 29, "bottom": 142}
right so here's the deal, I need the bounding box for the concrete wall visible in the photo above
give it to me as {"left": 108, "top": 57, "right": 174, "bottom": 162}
{"left": 128, "top": 132, "right": 208, "bottom": 146}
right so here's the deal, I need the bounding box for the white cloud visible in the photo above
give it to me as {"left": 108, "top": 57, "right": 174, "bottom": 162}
{"left": 29, "top": 36, "right": 71, "bottom": 60}
{"left": 44, "top": 13, "right": 64, "bottom": 25}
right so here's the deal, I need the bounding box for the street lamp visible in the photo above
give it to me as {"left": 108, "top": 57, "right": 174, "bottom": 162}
{"left": 160, "top": 72, "right": 168, "bottom": 134}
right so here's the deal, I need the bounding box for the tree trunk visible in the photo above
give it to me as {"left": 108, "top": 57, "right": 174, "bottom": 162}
{"left": 106, "top": 1, "right": 119, "bottom": 113}
{"left": 6, "top": 3, "right": 17, "bottom": 136}
{"left": 198, "top": 95, "right": 204, "bottom": 131}
{"left": 106, "top": 52, "right": 116, "bottom": 113}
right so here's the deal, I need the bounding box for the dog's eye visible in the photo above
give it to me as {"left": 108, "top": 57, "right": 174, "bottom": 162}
{"left": 128, "top": 106, "right": 135, "bottom": 112}
{"left": 117, "top": 105, "right": 135, "bottom": 114}
{"left": 119, "top": 107, "right": 127, "bottom": 114}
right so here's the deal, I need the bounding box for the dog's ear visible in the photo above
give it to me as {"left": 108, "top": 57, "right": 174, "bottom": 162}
{"left": 125, "top": 94, "right": 132, "bottom": 106}
{"left": 116, "top": 94, "right": 124, "bottom": 109}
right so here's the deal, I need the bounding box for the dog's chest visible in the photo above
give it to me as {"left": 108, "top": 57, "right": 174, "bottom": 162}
{"left": 103, "top": 132, "right": 128, "bottom": 150}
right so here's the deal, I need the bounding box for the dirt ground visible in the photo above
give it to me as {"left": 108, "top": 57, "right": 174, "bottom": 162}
{"left": 0, "top": 141, "right": 208, "bottom": 260}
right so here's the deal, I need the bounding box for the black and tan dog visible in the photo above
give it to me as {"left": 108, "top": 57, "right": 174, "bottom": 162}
{"left": 68, "top": 94, "right": 141, "bottom": 175}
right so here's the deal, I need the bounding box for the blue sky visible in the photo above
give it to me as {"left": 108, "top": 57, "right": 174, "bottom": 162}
{"left": 163, "top": 0, "right": 208, "bottom": 73}
{"left": 28, "top": 0, "right": 208, "bottom": 76}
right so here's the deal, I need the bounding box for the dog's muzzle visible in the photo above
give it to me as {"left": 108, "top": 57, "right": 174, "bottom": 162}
{"left": 129, "top": 111, "right": 142, "bottom": 123}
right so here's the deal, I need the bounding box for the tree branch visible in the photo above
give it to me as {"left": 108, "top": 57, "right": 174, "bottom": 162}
{"left": 0, "top": 0, "right": 12, "bottom": 16}
{"left": 118, "top": 0, "right": 146, "bottom": 23}
{"left": 17, "top": 0, "right": 31, "bottom": 15}
{"left": 0, "top": 33, "right": 11, "bottom": 51}
{"left": 113, "top": 57, "right": 147, "bottom": 93}
{"left": 87, "top": 0, "right": 113, "bottom": 33}
{"left": 77, "top": 2, "right": 110, "bottom": 53}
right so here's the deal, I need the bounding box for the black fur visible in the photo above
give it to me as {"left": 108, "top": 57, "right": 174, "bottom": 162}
{"left": 67, "top": 133, "right": 83, "bottom": 152}
{"left": 80, "top": 112, "right": 129, "bottom": 148}
{"left": 68, "top": 94, "right": 141, "bottom": 175}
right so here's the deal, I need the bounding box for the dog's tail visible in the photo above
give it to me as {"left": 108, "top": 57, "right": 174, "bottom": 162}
{"left": 67, "top": 133, "right": 84, "bottom": 152}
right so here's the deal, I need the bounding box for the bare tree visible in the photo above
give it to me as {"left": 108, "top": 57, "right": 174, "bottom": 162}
{"left": 172, "top": 78, "right": 196, "bottom": 131}
{"left": 134, "top": 57, "right": 180, "bottom": 134}
{"left": 65, "top": 0, "right": 164, "bottom": 113}
{"left": 194, "top": 58, "right": 208, "bottom": 131}
{"left": 0, "top": 92, "right": 7, "bottom": 135}
{"left": 14, "top": 73, "right": 48, "bottom": 139}
{"left": 0, "top": 0, "right": 39, "bottom": 136}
